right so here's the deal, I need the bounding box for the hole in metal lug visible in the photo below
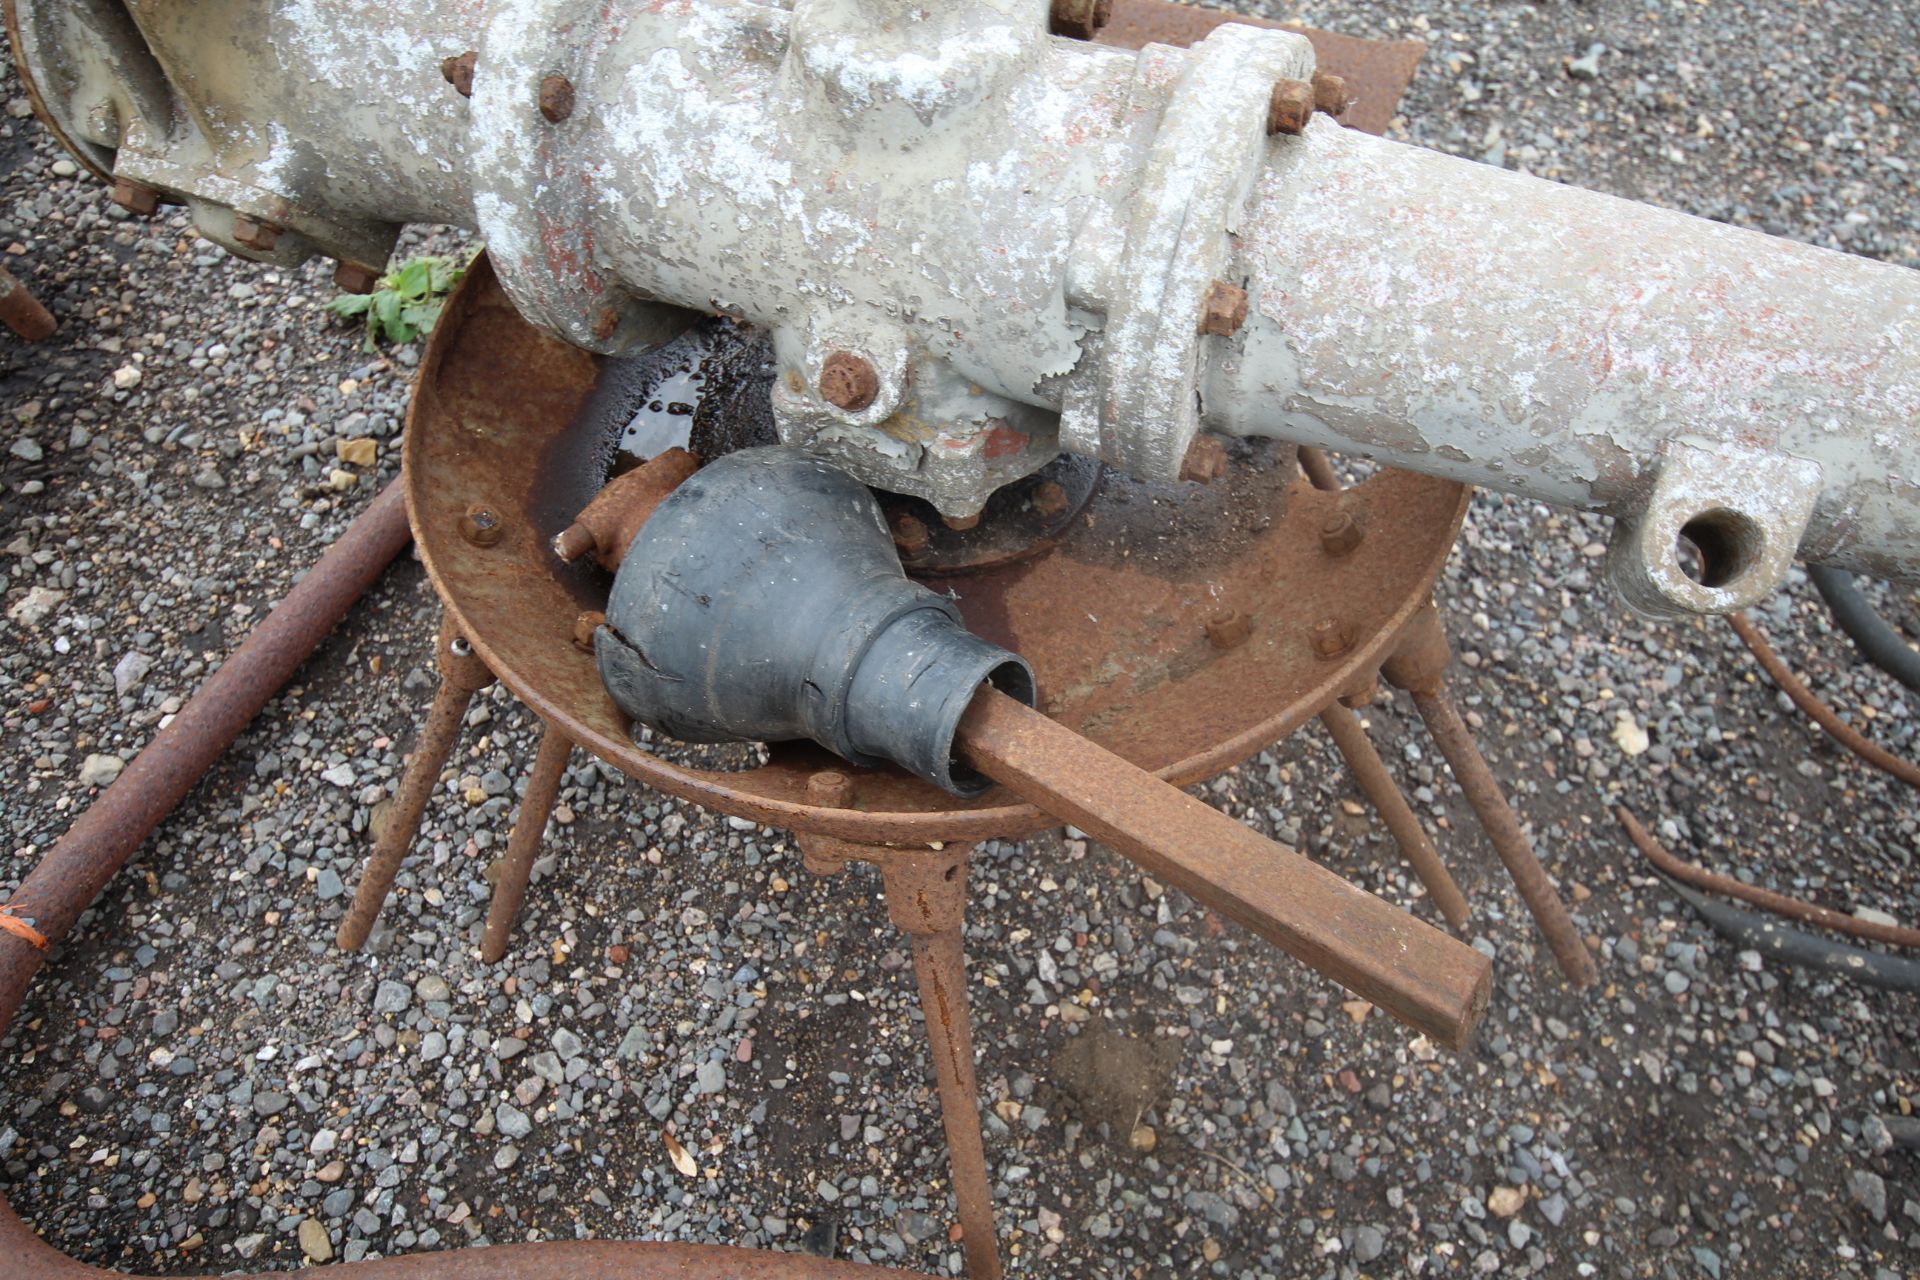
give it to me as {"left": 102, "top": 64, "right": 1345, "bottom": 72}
{"left": 1676, "top": 509, "right": 1762, "bottom": 589}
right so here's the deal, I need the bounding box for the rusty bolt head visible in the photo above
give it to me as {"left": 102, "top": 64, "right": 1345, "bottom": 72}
{"left": 572, "top": 610, "right": 606, "bottom": 653}
{"left": 1205, "top": 610, "right": 1253, "bottom": 651}
{"left": 1198, "top": 279, "right": 1249, "bottom": 338}
{"left": 1319, "top": 509, "right": 1363, "bottom": 555}
{"left": 819, "top": 351, "right": 880, "bottom": 413}
{"left": 110, "top": 178, "right": 160, "bottom": 217}
{"left": 1032, "top": 480, "right": 1070, "bottom": 518}
{"left": 1048, "top": 0, "right": 1112, "bottom": 39}
{"left": 943, "top": 512, "right": 982, "bottom": 532}
{"left": 806, "top": 769, "right": 854, "bottom": 809}
{"left": 890, "top": 511, "right": 931, "bottom": 556}
{"left": 1267, "top": 79, "right": 1317, "bottom": 136}
{"left": 1179, "top": 434, "right": 1229, "bottom": 484}
{"left": 539, "top": 74, "right": 576, "bottom": 123}
{"left": 592, "top": 305, "right": 621, "bottom": 341}
{"left": 442, "top": 50, "right": 478, "bottom": 98}
{"left": 333, "top": 261, "right": 381, "bottom": 295}
{"left": 459, "top": 504, "right": 505, "bottom": 547}
{"left": 1311, "top": 70, "right": 1352, "bottom": 118}
{"left": 231, "top": 213, "right": 282, "bottom": 252}
{"left": 1309, "top": 616, "right": 1354, "bottom": 660}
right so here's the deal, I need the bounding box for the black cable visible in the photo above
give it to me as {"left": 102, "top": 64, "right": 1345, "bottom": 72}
{"left": 1657, "top": 873, "right": 1920, "bottom": 995}
{"left": 1808, "top": 565, "right": 1920, "bottom": 694}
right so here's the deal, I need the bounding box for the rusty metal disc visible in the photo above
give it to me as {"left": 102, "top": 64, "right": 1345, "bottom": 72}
{"left": 405, "top": 255, "right": 1469, "bottom": 846}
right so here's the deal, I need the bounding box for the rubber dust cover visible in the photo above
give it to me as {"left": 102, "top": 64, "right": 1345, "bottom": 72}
{"left": 596, "top": 447, "right": 1036, "bottom": 796}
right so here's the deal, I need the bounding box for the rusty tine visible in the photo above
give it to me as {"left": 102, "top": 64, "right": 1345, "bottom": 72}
{"left": 1318, "top": 702, "right": 1469, "bottom": 930}
{"left": 481, "top": 724, "right": 574, "bottom": 963}
{"left": 1409, "top": 686, "right": 1598, "bottom": 987}
{"left": 877, "top": 844, "right": 1002, "bottom": 1280}
{"left": 0, "top": 265, "right": 56, "bottom": 342}
{"left": 336, "top": 621, "right": 495, "bottom": 952}
{"left": 958, "top": 688, "right": 1492, "bottom": 1050}
{"left": 1297, "top": 445, "right": 1341, "bottom": 492}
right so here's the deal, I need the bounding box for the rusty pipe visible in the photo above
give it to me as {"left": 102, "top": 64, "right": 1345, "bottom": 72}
{"left": 1318, "top": 703, "right": 1469, "bottom": 931}
{"left": 0, "top": 480, "right": 410, "bottom": 1029}
{"left": 1617, "top": 805, "right": 1920, "bottom": 951}
{"left": 480, "top": 722, "right": 573, "bottom": 963}
{"left": 336, "top": 621, "right": 495, "bottom": 952}
{"left": 0, "top": 263, "right": 55, "bottom": 341}
{"left": 1406, "top": 687, "right": 1599, "bottom": 988}
{"left": 957, "top": 687, "right": 1491, "bottom": 1050}
{"left": 0, "top": 1211, "right": 918, "bottom": 1279}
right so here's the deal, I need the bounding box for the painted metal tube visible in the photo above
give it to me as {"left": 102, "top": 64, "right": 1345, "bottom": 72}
{"left": 1209, "top": 120, "right": 1920, "bottom": 614}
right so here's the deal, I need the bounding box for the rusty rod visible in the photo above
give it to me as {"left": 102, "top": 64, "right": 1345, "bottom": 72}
{"left": 1617, "top": 805, "right": 1920, "bottom": 950}
{"left": 0, "top": 263, "right": 55, "bottom": 341}
{"left": 1297, "top": 445, "right": 1340, "bottom": 492}
{"left": 1319, "top": 703, "right": 1470, "bottom": 930}
{"left": 878, "top": 846, "right": 1000, "bottom": 1280}
{"left": 0, "top": 480, "right": 410, "bottom": 1030}
{"left": 957, "top": 688, "right": 1491, "bottom": 1050}
{"left": 480, "top": 723, "right": 573, "bottom": 963}
{"left": 1726, "top": 611, "right": 1920, "bottom": 789}
{"left": 1408, "top": 687, "right": 1600, "bottom": 988}
{"left": 336, "top": 623, "right": 494, "bottom": 952}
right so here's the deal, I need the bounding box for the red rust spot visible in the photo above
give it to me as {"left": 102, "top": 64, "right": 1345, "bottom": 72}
{"left": 981, "top": 420, "right": 1030, "bottom": 460}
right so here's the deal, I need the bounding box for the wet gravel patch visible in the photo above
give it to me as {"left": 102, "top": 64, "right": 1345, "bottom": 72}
{"left": 2, "top": 5, "right": 1918, "bottom": 1278}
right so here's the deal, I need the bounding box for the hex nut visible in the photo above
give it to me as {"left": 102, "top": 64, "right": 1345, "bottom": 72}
{"left": 819, "top": 351, "right": 880, "bottom": 412}
{"left": 1309, "top": 616, "right": 1354, "bottom": 660}
{"left": 1179, "top": 434, "right": 1229, "bottom": 484}
{"left": 1048, "top": 0, "right": 1112, "bottom": 39}
{"left": 539, "top": 74, "right": 576, "bottom": 123}
{"left": 110, "top": 179, "right": 160, "bottom": 217}
{"left": 334, "top": 262, "right": 381, "bottom": 295}
{"left": 1198, "top": 280, "right": 1249, "bottom": 338}
{"left": 232, "top": 213, "right": 282, "bottom": 252}
{"left": 1267, "top": 79, "right": 1317, "bottom": 136}
{"left": 943, "top": 512, "right": 982, "bottom": 532}
{"left": 1311, "top": 70, "right": 1352, "bottom": 117}
{"left": 806, "top": 769, "right": 854, "bottom": 809}
{"left": 1032, "top": 480, "right": 1070, "bottom": 518}
{"left": 1205, "top": 610, "right": 1253, "bottom": 651}
{"left": 442, "top": 50, "right": 478, "bottom": 98}
{"left": 890, "top": 511, "right": 931, "bottom": 556}
{"left": 459, "top": 504, "right": 506, "bottom": 547}
{"left": 1319, "top": 509, "right": 1363, "bottom": 556}
{"left": 572, "top": 610, "right": 606, "bottom": 653}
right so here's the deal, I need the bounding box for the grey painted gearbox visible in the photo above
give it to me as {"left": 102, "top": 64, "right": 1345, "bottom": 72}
{"left": 16, "top": 0, "right": 1920, "bottom": 615}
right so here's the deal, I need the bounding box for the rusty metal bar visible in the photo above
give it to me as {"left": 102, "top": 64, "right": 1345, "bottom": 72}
{"left": 0, "top": 480, "right": 410, "bottom": 1030}
{"left": 480, "top": 723, "right": 573, "bottom": 963}
{"left": 336, "top": 621, "right": 495, "bottom": 952}
{"left": 0, "top": 262, "right": 54, "bottom": 341}
{"left": 877, "top": 844, "right": 1000, "bottom": 1280}
{"left": 1318, "top": 703, "right": 1469, "bottom": 930}
{"left": 1406, "top": 687, "right": 1599, "bottom": 988}
{"left": 1617, "top": 805, "right": 1920, "bottom": 950}
{"left": 957, "top": 688, "right": 1491, "bottom": 1050}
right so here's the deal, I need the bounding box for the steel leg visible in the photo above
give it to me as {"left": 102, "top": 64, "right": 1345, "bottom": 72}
{"left": 480, "top": 724, "right": 573, "bottom": 962}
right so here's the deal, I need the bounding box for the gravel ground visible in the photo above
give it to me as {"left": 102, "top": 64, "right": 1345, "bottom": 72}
{"left": 2, "top": 3, "right": 1918, "bottom": 1277}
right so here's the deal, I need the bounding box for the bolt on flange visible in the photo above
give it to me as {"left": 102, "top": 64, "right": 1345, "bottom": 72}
{"left": 1267, "top": 79, "right": 1317, "bottom": 135}
{"left": 110, "top": 178, "right": 160, "bottom": 216}
{"left": 232, "top": 212, "right": 282, "bottom": 252}
{"left": 1309, "top": 616, "right": 1354, "bottom": 659}
{"left": 442, "top": 50, "right": 478, "bottom": 98}
{"left": 1319, "top": 510, "right": 1363, "bottom": 555}
{"left": 819, "top": 351, "right": 880, "bottom": 412}
{"left": 460, "top": 504, "right": 505, "bottom": 547}
{"left": 539, "top": 74, "right": 576, "bottom": 123}
{"left": 1048, "top": 0, "right": 1112, "bottom": 39}
{"left": 1198, "top": 280, "right": 1249, "bottom": 337}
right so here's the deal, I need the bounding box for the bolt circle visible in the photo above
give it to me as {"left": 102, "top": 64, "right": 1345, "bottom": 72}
{"left": 890, "top": 511, "right": 931, "bottom": 556}
{"left": 460, "top": 504, "right": 506, "bottom": 547}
